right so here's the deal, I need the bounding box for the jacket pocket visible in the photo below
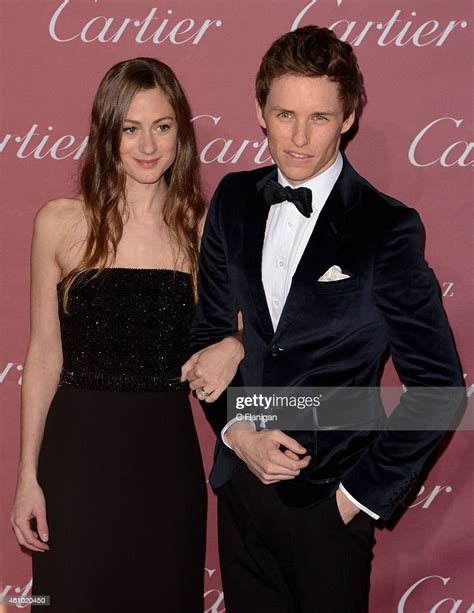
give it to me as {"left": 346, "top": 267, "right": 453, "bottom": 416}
{"left": 313, "top": 276, "right": 359, "bottom": 295}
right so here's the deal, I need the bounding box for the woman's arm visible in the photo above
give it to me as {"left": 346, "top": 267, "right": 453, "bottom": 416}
{"left": 11, "top": 200, "right": 64, "bottom": 551}
{"left": 181, "top": 201, "right": 245, "bottom": 400}
{"left": 181, "top": 311, "right": 244, "bottom": 402}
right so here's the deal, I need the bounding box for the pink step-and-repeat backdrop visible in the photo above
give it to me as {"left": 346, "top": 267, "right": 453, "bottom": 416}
{"left": 1, "top": 1, "right": 472, "bottom": 611}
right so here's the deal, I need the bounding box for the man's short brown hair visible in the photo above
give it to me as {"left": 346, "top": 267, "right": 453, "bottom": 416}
{"left": 256, "top": 26, "right": 364, "bottom": 119}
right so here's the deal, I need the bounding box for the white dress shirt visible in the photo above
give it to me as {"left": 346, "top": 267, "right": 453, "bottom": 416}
{"left": 220, "top": 152, "right": 379, "bottom": 520}
{"left": 261, "top": 152, "right": 343, "bottom": 329}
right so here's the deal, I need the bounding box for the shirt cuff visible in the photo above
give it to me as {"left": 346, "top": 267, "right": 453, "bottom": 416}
{"left": 338, "top": 483, "right": 380, "bottom": 520}
{"left": 221, "top": 416, "right": 256, "bottom": 449}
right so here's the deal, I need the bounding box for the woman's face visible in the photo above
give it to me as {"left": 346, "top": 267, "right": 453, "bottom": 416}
{"left": 119, "top": 87, "right": 178, "bottom": 187}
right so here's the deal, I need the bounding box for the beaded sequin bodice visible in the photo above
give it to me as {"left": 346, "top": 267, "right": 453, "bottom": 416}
{"left": 57, "top": 269, "right": 194, "bottom": 392}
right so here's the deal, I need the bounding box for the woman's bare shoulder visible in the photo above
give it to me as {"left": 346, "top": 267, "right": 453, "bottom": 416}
{"left": 34, "top": 197, "right": 87, "bottom": 267}
{"left": 35, "top": 196, "right": 84, "bottom": 225}
{"left": 35, "top": 196, "right": 85, "bottom": 235}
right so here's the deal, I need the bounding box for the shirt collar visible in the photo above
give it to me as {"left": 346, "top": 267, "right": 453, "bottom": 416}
{"left": 277, "top": 151, "right": 343, "bottom": 214}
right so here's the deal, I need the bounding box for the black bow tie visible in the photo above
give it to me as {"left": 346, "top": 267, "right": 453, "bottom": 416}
{"left": 262, "top": 180, "right": 313, "bottom": 218}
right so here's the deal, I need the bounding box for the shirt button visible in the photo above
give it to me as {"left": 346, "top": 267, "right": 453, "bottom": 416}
{"left": 273, "top": 298, "right": 280, "bottom": 307}
{"left": 287, "top": 220, "right": 293, "bottom": 228}
{"left": 278, "top": 260, "right": 284, "bottom": 268}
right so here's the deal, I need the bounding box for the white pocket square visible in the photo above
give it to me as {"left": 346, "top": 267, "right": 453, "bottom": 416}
{"left": 318, "top": 265, "right": 350, "bottom": 282}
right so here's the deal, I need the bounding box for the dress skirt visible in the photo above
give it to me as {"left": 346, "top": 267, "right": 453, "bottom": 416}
{"left": 32, "top": 384, "right": 207, "bottom": 613}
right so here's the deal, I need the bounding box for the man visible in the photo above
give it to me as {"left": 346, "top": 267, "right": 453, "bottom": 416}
{"left": 185, "top": 26, "right": 464, "bottom": 612}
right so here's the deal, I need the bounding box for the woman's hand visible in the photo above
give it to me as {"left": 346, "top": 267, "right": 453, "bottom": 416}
{"left": 181, "top": 336, "right": 245, "bottom": 402}
{"left": 11, "top": 476, "right": 50, "bottom": 552}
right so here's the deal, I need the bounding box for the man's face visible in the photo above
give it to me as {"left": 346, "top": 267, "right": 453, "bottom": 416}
{"left": 257, "top": 74, "right": 355, "bottom": 185}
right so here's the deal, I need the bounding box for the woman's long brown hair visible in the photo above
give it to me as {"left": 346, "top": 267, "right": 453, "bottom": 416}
{"left": 61, "top": 57, "right": 206, "bottom": 310}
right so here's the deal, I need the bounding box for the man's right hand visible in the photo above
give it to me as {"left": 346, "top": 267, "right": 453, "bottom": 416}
{"left": 226, "top": 427, "right": 311, "bottom": 484}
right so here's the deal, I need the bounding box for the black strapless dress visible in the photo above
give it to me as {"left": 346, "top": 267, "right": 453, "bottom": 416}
{"left": 32, "top": 269, "right": 207, "bottom": 613}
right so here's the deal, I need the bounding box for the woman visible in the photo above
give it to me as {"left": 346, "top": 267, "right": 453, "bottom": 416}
{"left": 10, "top": 58, "right": 243, "bottom": 612}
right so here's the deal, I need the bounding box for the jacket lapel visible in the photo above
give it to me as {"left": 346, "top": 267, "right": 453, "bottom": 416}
{"left": 243, "top": 167, "right": 277, "bottom": 342}
{"left": 273, "top": 158, "right": 363, "bottom": 340}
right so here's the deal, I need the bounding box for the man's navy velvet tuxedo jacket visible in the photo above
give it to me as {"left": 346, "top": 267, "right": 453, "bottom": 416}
{"left": 189, "top": 155, "right": 464, "bottom": 521}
